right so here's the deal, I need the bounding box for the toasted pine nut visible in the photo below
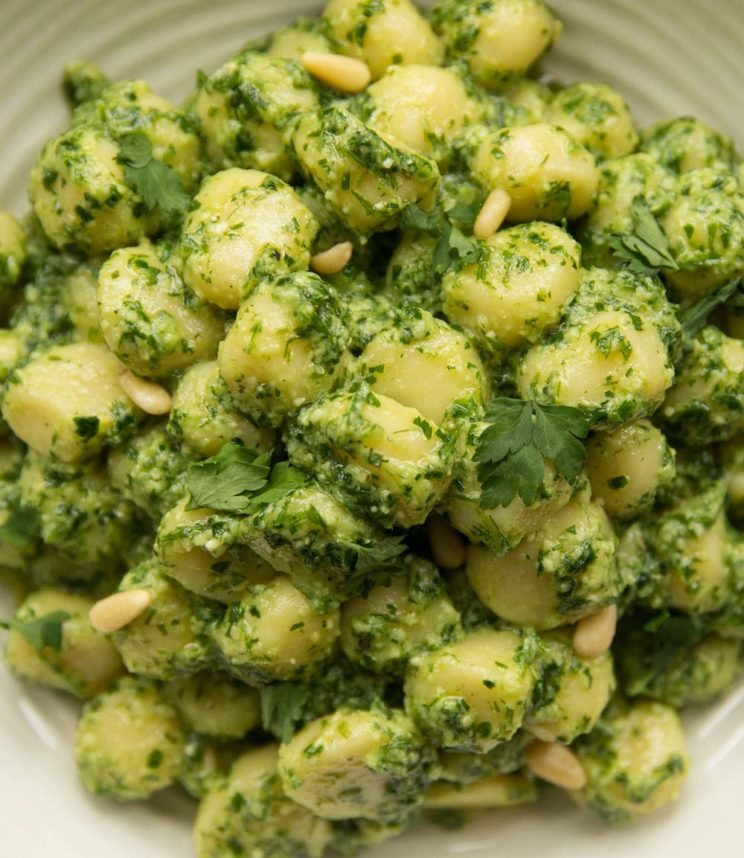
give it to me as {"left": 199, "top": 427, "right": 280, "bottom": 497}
{"left": 526, "top": 741, "right": 586, "bottom": 791}
{"left": 427, "top": 514, "right": 467, "bottom": 570}
{"left": 573, "top": 603, "right": 618, "bottom": 660}
{"left": 310, "top": 241, "right": 354, "bottom": 276}
{"left": 302, "top": 52, "right": 371, "bottom": 93}
{"left": 89, "top": 589, "right": 152, "bottom": 634}
{"left": 119, "top": 369, "right": 172, "bottom": 415}
{"left": 473, "top": 188, "right": 512, "bottom": 240}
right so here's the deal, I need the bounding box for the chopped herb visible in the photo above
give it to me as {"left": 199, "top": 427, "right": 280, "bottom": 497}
{"left": 433, "top": 221, "right": 482, "bottom": 275}
{"left": 609, "top": 198, "right": 679, "bottom": 275}
{"left": 607, "top": 475, "right": 629, "bottom": 489}
{"left": 678, "top": 276, "right": 742, "bottom": 337}
{"left": 413, "top": 416, "right": 433, "bottom": 439}
{"left": 260, "top": 683, "right": 310, "bottom": 742}
{"left": 474, "top": 398, "right": 590, "bottom": 508}
{"left": 186, "top": 443, "right": 307, "bottom": 514}
{"left": 0, "top": 611, "right": 70, "bottom": 653}
{"left": 0, "top": 501, "right": 41, "bottom": 548}
{"left": 73, "top": 415, "right": 100, "bottom": 439}
{"left": 342, "top": 536, "right": 408, "bottom": 581}
{"left": 400, "top": 204, "right": 483, "bottom": 275}
{"left": 117, "top": 132, "right": 191, "bottom": 218}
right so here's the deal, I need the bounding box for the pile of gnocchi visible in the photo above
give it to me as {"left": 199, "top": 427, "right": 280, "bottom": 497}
{"left": 1, "top": 0, "right": 743, "bottom": 854}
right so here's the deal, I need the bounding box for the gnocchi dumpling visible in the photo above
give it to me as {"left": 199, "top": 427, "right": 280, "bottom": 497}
{"left": 469, "top": 124, "right": 599, "bottom": 222}
{"left": 586, "top": 420, "right": 676, "bottom": 520}
{"left": 573, "top": 700, "right": 689, "bottom": 824}
{"left": 443, "top": 221, "right": 582, "bottom": 354}
{"left": 3, "top": 588, "right": 123, "bottom": 698}
{"left": 358, "top": 308, "right": 488, "bottom": 425}
{"left": 517, "top": 267, "right": 680, "bottom": 427}
{"left": 98, "top": 240, "right": 225, "bottom": 377}
{"left": 279, "top": 707, "right": 434, "bottom": 821}
{"left": 168, "top": 360, "right": 274, "bottom": 458}
{"left": 432, "top": 0, "right": 560, "bottom": 88}
{"left": 405, "top": 628, "right": 540, "bottom": 752}
{"left": 291, "top": 106, "right": 440, "bottom": 235}
{"left": 340, "top": 555, "right": 461, "bottom": 674}
{"left": 218, "top": 271, "right": 350, "bottom": 427}
{"left": 2, "top": 341, "right": 141, "bottom": 463}
{"left": 180, "top": 168, "right": 319, "bottom": 310}
{"left": 194, "top": 745, "right": 333, "bottom": 858}
{"left": 75, "top": 677, "right": 187, "bottom": 801}
{"left": 30, "top": 80, "right": 200, "bottom": 255}
{"left": 466, "top": 489, "right": 619, "bottom": 630}
{"left": 323, "top": 0, "right": 444, "bottom": 80}
{"left": 209, "top": 574, "right": 340, "bottom": 684}
{"left": 361, "top": 64, "right": 486, "bottom": 165}
{"left": 190, "top": 51, "right": 319, "bottom": 180}
{"left": 661, "top": 325, "right": 744, "bottom": 446}
{"left": 111, "top": 559, "right": 211, "bottom": 680}
{"left": 287, "top": 387, "right": 452, "bottom": 528}
{"left": 547, "top": 83, "right": 638, "bottom": 161}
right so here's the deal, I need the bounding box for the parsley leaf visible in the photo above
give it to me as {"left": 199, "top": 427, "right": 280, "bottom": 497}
{"left": 118, "top": 132, "right": 191, "bottom": 218}
{"left": 475, "top": 398, "right": 590, "bottom": 508}
{"left": 260, "top": 683, "right": 310, "bottom": 742}
{"left": 0, "top": 611, "right": 70, "bottom": 652}
{"left": 678, "top": 276, "right": 742, "bottom": 337}
{"left": 400, "top": 204, "right": 483, "bottom": 275}
{"left": 609, "top": 198, "right": 679, "bottom": 275}
{"left": 0, "top": 501, "right": 41, "bottom": 548}
{"left": 400, "top": 205, "right": 439, "bottom": 233}
{"left": 342, "top": 535, "right": 408, "bottom": 598}
{"left": 187, "top": 443, "right": 271, "bottom": 512}
{"left": 433, "top": 221, "right": 482, "bottom": 275}
{"left": 248, "top": 460, "right": 309, "bottom": 507}
{"left": 186, "top": 443, "right": 308, "bottom": 514}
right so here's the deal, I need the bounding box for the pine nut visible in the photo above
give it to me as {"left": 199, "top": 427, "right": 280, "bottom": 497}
{"left": 473, "top": 188, "right": 512, "bottom": 241}
{"left": 310, "top": 241, "right": 354, "bottom": 276}
{"left": 427, "top": 514, "right": 467, "bottom": 570}
{"left": 89, "top": 589, "right": 152, "bottom": 634}
{"left": 573, "top": 603, "right": 618, "bottom": 660}
{"left": 301, "top": 52, "right": 371, "bottom": 93}
{"left": 119, "top": 369, "right": 172, "bottom": 415}
{"left": 526, "top": 741, "right": 586, "bottom": 791}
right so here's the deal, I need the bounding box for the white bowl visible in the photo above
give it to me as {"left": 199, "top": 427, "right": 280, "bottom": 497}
{"left": 1, "top": 2, "right": 743, "bottom": 856}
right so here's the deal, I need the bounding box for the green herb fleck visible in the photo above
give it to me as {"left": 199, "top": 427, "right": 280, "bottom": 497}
{"left": 74, "top": 416, "right": 100, "bottom": 439}
{"left": 0, "top": 611, "right": 70, "bottom": 653}
{"left": 0, "top": 501, "right": 41, "bottom": 548}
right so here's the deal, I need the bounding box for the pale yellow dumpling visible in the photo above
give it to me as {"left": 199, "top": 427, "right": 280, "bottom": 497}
{"left": 443, "top": 221, "right": 581, "bottom": 353}
{"left": 180, "top": 168, "right": 318, "bottom": 309}
{"left": 364, "top": 65, "right": 484, "bottom": 164}
{"left": 323, "top": 0, "right": 443, "bottom": 79}
{"left": 470, "top": 124, "right": 599, "bottom": 221}
{"left": 2, "top": 342, "right": 140, "bottom": 463}
{"left": 586, "top": 420, "right": 675, "bottom": 519}
{"left": 432, "top": 0, "right": 560, "bottom": 88}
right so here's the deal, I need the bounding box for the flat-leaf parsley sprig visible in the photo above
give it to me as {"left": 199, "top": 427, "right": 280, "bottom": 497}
{"left": 117, "top": 132, "right": 191, "bottom": 218}
{"left": 474, "top": 397, "right": 590, "bottom": 508}
{"left": 609, "top": 197, "right": 679, "bottom": 275}
{"left": 186, "top": 442, "right": 308, "bottom": 515}
{"left": 0, "top": 611, "right": 70, "bottom": 653}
